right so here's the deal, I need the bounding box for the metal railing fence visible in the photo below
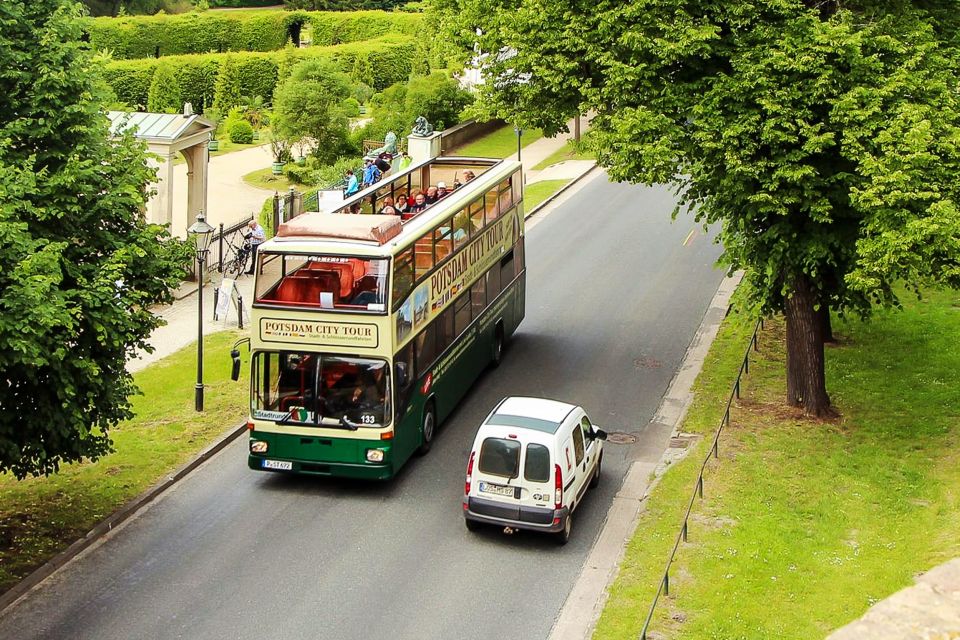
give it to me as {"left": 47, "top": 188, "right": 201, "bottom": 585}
{"left": 640, "top": 316, "right": 764, "bottom": 640}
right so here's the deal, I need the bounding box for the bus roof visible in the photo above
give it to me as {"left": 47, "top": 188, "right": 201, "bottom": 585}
{"left": 260, "top": 157, "right": 522, "bottom": 258}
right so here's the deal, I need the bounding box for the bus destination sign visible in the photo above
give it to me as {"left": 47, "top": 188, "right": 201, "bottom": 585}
{"left": 260, "top": 318, "right": 379, "bottom": 348}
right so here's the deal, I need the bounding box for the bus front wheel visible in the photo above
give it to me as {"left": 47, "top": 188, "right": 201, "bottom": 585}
{"left": 417, "top": 403, "right": 436, "bottom": 455}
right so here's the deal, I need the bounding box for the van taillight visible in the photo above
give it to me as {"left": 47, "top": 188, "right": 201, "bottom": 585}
{"left": 554, "top": 464, "right": 563, "bottom": 509}
{"left": 465, "top": 451, "right": 476, "bottom": 495}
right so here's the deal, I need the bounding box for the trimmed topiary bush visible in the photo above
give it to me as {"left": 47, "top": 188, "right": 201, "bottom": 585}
{"left": 103, "top": 35, "right": 417, "bottom": 111}
{"left": 228, "top": 119, "right": 255, "bottom": 144}
{"left": 343, "top": 97, "right": 361, "bottom": 118}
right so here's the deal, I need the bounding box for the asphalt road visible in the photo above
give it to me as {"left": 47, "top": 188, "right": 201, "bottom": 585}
{"left": 0, "top": 173, "right": 725, "bottom": 640}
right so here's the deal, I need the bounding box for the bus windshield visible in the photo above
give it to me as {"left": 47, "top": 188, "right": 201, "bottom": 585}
{"left": 255, "top": 254, "right": 389, "bottom": 313}
{"left": 252, "top": 352, "right": 391, "bottom": 428}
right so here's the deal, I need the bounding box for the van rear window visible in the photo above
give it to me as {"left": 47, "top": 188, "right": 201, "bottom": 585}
{"left": 479, "top": 438, "right": 520, "bottom": 478}
{"left": 524, "top": 443, "right": 550, "bottom": 483}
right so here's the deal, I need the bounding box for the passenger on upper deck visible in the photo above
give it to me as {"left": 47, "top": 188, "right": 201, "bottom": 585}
{"left": 395, "top": 193, "right": 410, "bottom": 215}
{"left": 410, "top": 192, "right": 427, "bottom": 214}
{"left": 424, "top": 185, "right": 440, "bottom": 205}
{"left": 378, "top": 196, "right": 395, "bottom": 214}
{"left": 436, "top": 181, "right": 450, "bottom": 200}
{"left": 380, "top": 205, "right": 398, "bottom": 215}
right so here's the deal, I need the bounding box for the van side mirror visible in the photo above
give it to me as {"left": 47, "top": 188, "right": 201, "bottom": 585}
{"left": 593, "top": 428, "right": 608, "bottom": 441}
{"left": 230, "top": 349, "right": 242, "bottom": 381}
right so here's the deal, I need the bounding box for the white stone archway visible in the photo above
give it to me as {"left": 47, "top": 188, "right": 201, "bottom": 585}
{"left": 108, "top": 109, "right": 214, "bottom": 239}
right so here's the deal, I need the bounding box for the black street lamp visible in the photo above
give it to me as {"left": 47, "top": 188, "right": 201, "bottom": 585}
{"left": 187, "top": 211, "right": 215, "bottom": 412}
{"left": 514, "top": 125, "right": 523, "bottom": 162}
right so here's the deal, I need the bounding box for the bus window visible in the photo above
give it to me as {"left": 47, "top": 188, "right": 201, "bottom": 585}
{"left": 415, "top": 324, "right": 438, "bottom": 374}
{"left": 511, "top": 171, "right": 522, "bottom": 205}
{"left": 393, "top": 247, "right": 414, "bottom": 309}
{"left": 498, "top": 178, "right": 513, "bottom": 213}
{"left": 434, "top": 224, "right": 453, "bottom": 264}
{"left": 453, "top": 209, "right": 470, "bottom": 249}
{"left": 436, "top": 306, "right": 455, "bottom": 355}
{"left": 487, "top": 260, "right": 501, "bottom": 301}
{"left": 500, "top": 250, "right": 515, "bottom": 285}
{"left": 454, "top": 293, "right": 471, "bottom": 336}
{"left": 469, "top": 200, "right": 485, "bottom": 234}
{"left": 470, "top": 277, "right": 486, "bottom": 321}
{"left": 394, "top": 343, "right": 415, "bottom": 411}
{"left": 415, "top": 233, "right": 434, "bottom": 279}
{"left": 485, "top": 188, "right": 499, "bottom": 224}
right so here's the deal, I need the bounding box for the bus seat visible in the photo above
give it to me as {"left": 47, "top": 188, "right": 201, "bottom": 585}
{"left": 353, "top": 274, "right": 380, "bottom": 296}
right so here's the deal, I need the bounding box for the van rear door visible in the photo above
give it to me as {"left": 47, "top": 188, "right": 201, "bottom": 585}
{"left": 515, "top": 441, "right": 555, "bottom": 525}
{"left": 474, "top": 436, "right": 523, "bottom": 520}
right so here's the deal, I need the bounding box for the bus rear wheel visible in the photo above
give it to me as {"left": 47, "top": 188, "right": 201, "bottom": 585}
{"left": 491, "top": 327, "right": 504, "bottom": 368}
{"left": 417, "top": 403, "right": 436, "bottom": 455}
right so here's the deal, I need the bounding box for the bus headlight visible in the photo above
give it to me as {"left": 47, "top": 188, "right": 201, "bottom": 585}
{"left": 250, "top": 440, "right": 268, "bottom": 454}
{"left": 365, "top": 449, "right": 385, "bottom": 463}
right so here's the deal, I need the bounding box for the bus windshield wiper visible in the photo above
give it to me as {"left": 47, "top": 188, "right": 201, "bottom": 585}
{"left": 339, "top": 415, "right": 361, "bottom": 431}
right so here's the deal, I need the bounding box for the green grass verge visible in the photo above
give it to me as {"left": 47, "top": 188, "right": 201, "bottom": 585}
{"left": 0, "top": 330, "right": 252, "bottom": 593}
{"left": 531, "top": 139, "right": 594, "bottom": 170}
{"left": 454, "top": 124, "right": 543, "bottom": 159}
{"left": 523, "top": 179, "right": 571, "bottom": 211}
{"left": 243, "top": 166, "right": 294, "bottom": 191}
{"left": 594, "top": 287, "right": 960, "bottom": 639}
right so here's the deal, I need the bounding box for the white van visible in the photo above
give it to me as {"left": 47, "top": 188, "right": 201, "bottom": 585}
{"left": 462, "top": 397, "right": 607, "bottom": 544}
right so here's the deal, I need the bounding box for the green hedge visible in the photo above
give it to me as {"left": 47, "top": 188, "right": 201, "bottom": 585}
{"left": 84, "top": 10, "right": 422, "bottom": 60}
{"left": 104, "top": 35, "right": 417, "bottom": 110}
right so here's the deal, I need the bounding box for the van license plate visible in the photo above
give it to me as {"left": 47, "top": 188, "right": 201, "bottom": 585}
{"left": 479, "top": 481, "right": 515, "bottom": 498}
{"left": 262, "top": 459, "right": 293, "bottom": 471}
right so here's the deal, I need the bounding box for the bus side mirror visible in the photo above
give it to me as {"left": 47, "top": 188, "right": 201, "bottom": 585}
{"left": 395, "top": 362, "right": 407, "bottom": 388}
{"left": 230, "top": 349, "right": 242, "bottom": 381}
{"left": 593, "top": 429, "right": 608, "bottom": 441}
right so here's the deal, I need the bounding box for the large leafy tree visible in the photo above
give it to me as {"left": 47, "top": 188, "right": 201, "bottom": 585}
{"left": 0, "top": 0, "right": 190, "bottom": 477}
{"left": 440, "top": 0, "right": 960, "bottom": 416}
{"left": 272, "top": 59, "right": 354, "bottom": 164}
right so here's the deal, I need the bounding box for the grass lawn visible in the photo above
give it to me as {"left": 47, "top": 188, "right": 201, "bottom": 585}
{"left": 0, "top": 331, "right": 252, "bottom": 594}
{"left": 454, "top": 124, "right": 543, "bottom": 159}
{"left": 531, "top": 139, "right": 595, "bottom": 170}
{"left": 243, "top": 166, "right": 294, "bottom": 192}
{"left": 594, "top": 287, "right": 960, "bottom": 639}
{"left": 523, "top": 179, "right": 571, "bottom": 211}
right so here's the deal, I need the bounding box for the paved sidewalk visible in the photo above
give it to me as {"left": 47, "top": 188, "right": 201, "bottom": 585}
{"left": 131, "top": 126, "right": 592, "bottom": 373}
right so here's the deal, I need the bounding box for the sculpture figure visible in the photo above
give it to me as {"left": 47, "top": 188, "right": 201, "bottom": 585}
{"left": 368, "top": 131, "right": 398, "bottom": 159}
{"left": 411, "top": 116, "right": 434, "bottom": 137}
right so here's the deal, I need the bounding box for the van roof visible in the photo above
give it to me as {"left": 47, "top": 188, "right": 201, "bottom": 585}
{"left": 486, "top": 397, "right": 579, "bottom": 434}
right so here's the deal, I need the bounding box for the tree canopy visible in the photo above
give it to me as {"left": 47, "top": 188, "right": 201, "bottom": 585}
{"left": 0, "top": 0, "right": 190, "bottom": 477}
{"left": 441, "top": 0, "right": 960, "bottom": 415}
{"left": 272, "top": 58, "right": 354, "bottom": 165}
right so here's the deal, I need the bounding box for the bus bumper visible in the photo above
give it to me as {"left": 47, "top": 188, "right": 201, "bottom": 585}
{"left": 248, "top": 455, "right": 394, "bottom": 480}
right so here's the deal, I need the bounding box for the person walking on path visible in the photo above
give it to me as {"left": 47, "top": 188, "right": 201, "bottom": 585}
{"left": 245, "top": 219, "right": 265, "bottom": 275}
{"left": 344, "top": 169, "right": 359, "bottom": 197}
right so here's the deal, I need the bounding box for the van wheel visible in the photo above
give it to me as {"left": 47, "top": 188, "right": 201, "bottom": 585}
{"left": 556, "top": 513, "right": 572, "bottom": 545}
{"left": 590, "top": 455, "right": 602, "bottom": 489}
{"left": 490, "top": 328, "right": 504, "bottom": 368}
{"left": 417, "top": 403, "right": 436, "bottom": 455}
{"left": 465, "top": 518, "right": 481, "bottom": 532}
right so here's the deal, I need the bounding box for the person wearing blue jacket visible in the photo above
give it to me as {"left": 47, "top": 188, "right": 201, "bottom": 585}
{"left": 344, "top": 169, "right": 359, "bottom": 197}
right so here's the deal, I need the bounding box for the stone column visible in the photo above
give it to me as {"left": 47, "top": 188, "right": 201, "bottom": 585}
{"left": 407, "top": 131, "right": 443, "bottom": 165}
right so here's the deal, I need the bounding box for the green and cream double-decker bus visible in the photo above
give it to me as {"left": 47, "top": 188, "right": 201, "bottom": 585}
{"left": 242, "top": 156, "right": 525, "bottom": 479}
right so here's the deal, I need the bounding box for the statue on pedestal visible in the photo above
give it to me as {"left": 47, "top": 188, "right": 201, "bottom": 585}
{"left": 411, "top": 116, "right": 434, "bottom": 137}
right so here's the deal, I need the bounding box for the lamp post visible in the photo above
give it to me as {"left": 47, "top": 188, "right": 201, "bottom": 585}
{"left": 188, "top": 211, "right": 215, "bottom": 412}
{"left": 514, "top": 125, "right": 522, "bottom": 162}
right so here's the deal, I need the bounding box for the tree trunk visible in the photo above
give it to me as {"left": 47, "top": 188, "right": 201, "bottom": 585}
{"left": 784, "top": 274, "right": 832, "bottom": 417}
{"left": 785, "top": 311, "right": 803, "bottom": 407}
{"left": 819, "top": 305, "right": 835, "bottom": 343}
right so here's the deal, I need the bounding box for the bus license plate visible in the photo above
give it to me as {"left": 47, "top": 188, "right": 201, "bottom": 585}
{"left": 479, "top": 481, "right": 515, "bottom": 498}
{"left": 262, "top": 459, "right": 293, "bottom": 471}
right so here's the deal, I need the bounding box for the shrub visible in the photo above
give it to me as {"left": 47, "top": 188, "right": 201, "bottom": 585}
{"left": 228, "top": 119, "right": 254, "bottom": 144}
{"left": 283, "top": 162, "right": 314, "bottom": 185}
{"left": 82, "top": 10, "right": 421, "bottom": 60}
{"left": 146, "top": 61, "right": 182, "bottom": 113}
{"left": 343, "top": 97, "right": 361, "bottom": 118}
{"left": 103, "top": 35, "right": 416, "bottom": 113}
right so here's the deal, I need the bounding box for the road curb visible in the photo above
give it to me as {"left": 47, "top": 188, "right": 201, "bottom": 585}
{"left": 524, "top": 163, "right": 600, "bottom": 220}
{"left": 0, "top": 421, "right": 249, "bottom": 616}
{"left": 549, "top": 270, "right": 744, "bottom": 640}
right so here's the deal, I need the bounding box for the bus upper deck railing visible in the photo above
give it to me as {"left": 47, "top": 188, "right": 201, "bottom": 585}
{"left": 639, "top": 315, "right": 764, "bottom": 640}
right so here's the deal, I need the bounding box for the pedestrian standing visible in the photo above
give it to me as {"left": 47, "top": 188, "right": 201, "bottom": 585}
{"left": 245, "top": 219, "right": 266, "bottom": 275}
